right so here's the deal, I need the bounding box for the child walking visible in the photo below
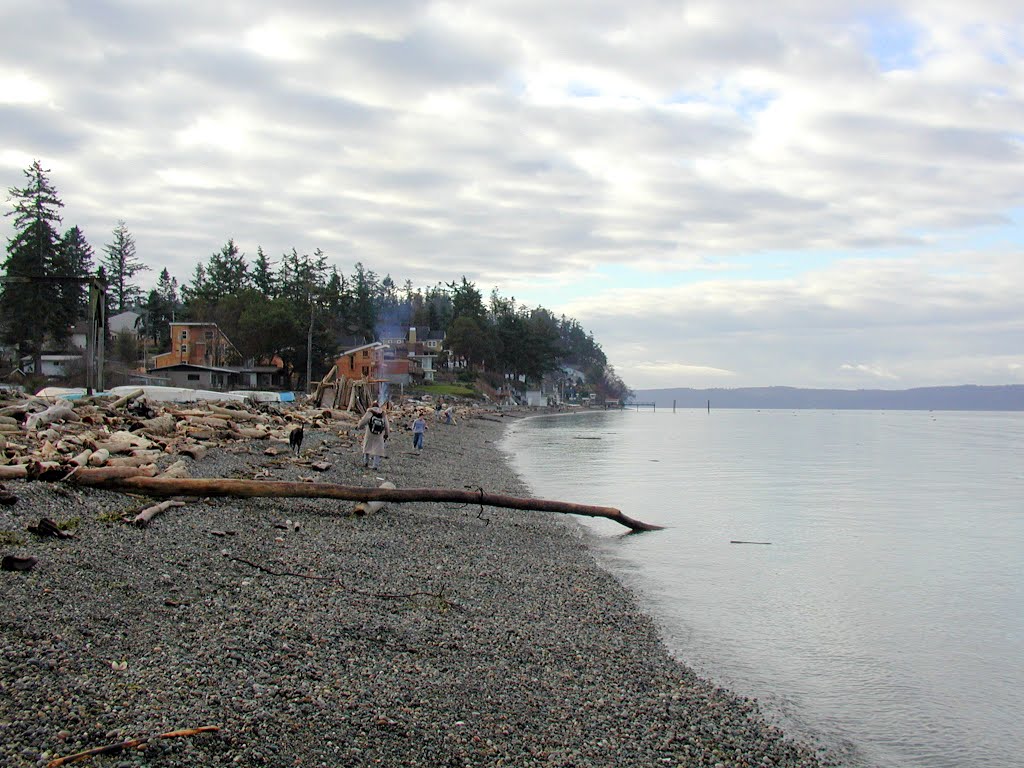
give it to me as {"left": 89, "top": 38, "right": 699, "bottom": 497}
{"left": 411, "top": 412, "right": 427, "bottom": 452}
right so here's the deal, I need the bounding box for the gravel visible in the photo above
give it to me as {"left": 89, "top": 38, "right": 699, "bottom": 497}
{"left": 0, "top": 411, "right": 843, "bottom": 767}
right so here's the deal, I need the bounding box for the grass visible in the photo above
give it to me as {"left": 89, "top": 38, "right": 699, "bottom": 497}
{"left": 412, "top": 382, "right": 480, "bottom": 399}
{"left": 0, "top": 530, "right": 25, "bottom": 546}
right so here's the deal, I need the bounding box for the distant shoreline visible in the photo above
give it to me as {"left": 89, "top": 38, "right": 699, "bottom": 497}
{"left": 632, "top": 384, "right": 1024, "bottom": 411}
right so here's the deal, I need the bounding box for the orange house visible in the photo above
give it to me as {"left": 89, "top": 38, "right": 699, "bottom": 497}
{"left": 153, "top": 323, "right": 238, "bottom": 369}
{"left": 334, "top": 342, "right": 384, "bottom": 380}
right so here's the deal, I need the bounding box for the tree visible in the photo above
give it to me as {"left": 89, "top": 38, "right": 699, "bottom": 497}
{"left": 1, "top": 160, "right": 65, "bottom": 372}
{"left": 204, "top": 239, "right": 250, "bottom": 299}
{"left": 252, "top": 246, "right": 276, "bottom": 297}
{"left": 350, "top": 262, "right": 378, "bottom": 339}
{"left": 140, "top": 268, "right": 180, "bottom": 351}
{"left": 57, "top": 226, "right": 94, "bottom": 320}
{"left": 448, "top": 276, "right": 485, "bottom": 325}
{"left": 102, "top": 220, "right": 148, "bottom": 312}
{"left": 445, "top": 315, "right": 496, "bottom": 371}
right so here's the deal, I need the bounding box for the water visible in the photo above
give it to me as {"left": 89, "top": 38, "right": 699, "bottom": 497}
{"left": 501, "top": 409, "right": 1024, "bottom": 768}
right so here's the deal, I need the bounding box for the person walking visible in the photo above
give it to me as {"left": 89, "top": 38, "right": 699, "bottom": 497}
{"left": 411, "top": 411, "right": 427, "bottom": 452}
{"left": 358, "top": 401, "right": 390, "bottom": 469}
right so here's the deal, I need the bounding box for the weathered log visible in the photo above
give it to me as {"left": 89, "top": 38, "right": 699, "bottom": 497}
{"left": 87, "top": 448, "right": 110, "bottom": 466}
{"left": 109, "top": 388, "right": 144, "bottom": 409}
{"left": 67, "top": 448, "right": 93, "bottom": 468}
{"left": 209, "top": 404, "right": 265, "bottom": 422}
{"left": 105, "top": 454, "right": 159, "bottom": 468}
{"left": 46, "top": 725, "right": 220, "bottom": 768}
{"left": 231, "top": 426, "right": 270, "bottom": 439}
{"left": 139, "top": 413, "right": 177, "bottom": 435}
{"left": 66, "top": 476, "right": 662, "bottom": 532}
{"left": 178, "top": 443, "right": 207, "bottom": 461}
{"left": 0, "top": 465, "right": 27, "bottom": 480}
{"left": 72, "top": 465, "right": 160, "bottom": 482}
{"left": 160, "top": 459, "right": 190, "bottom": 478}
{"left": 353, "top": 481, "right": 396, "bottom": 516}
{"left": 25, "top": 403, "right": 80, "bottom": 430}
{"left": 132, "top": 499, "right": 186, "bottom": 527}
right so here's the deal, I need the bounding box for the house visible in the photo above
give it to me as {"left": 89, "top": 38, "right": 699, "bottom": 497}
{"left": 147, "top": 323, "right": 287, "bottom": 392}
{"left": 381, "top": 326, "right": 445, "bottom": 382}
{"left": 145, "top": 363, "right": 237, "bottom": 390}
{"left": 379, "top": 356, "right": 413, "bottom": 387}
{"left": 18, "top": 354, "right": 81, "bottom": 379}
{"left": 334, "top": 342, "right": 385, "bottom": 381}
{"left": 70, "top": 310, "right": 140, "bottom": 350}
{"left": 152, "top": 322, "right": 238, "bottom": 369}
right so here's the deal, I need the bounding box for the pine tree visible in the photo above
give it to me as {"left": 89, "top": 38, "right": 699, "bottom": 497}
{"left": 57, "top": 225, "right": 95, "bottom": 320}
{"left": 102, "top": 220, "right": 148, "bottom": 312}
{"left": 1, "top": 160, "right": 64, "bottom": 372}
{"left": 140, "top": 268, "right": 180, "bottom": 349}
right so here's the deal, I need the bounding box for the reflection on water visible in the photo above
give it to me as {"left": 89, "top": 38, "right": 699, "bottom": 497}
{"left": 502, "top": 409, "right": 1024, "bottom": 768}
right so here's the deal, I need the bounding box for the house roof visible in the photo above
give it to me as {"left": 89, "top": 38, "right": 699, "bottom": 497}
{"left": 147, "top": 363, "right": 236, "bottom": 374}
{"left": 338, "top": 342, "right": 384, "bottom": 357}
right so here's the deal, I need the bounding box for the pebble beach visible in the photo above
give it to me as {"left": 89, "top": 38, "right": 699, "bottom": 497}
{"left": 1, "top": 409, "right": 842, "bottom": 767}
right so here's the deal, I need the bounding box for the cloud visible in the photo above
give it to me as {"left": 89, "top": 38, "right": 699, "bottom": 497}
{"left": 2, "top": 0, "right": 1023, "bottom": 390}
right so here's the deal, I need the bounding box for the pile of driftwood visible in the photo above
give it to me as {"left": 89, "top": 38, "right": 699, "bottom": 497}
{"left": 310, "top": 367, "right": 378, "bottom": 412}
{"left": 0, "top": 388, "right": 337, "bottom": 482}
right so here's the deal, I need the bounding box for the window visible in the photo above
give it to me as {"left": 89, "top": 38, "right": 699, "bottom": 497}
{"left": 362, "top": 350, "right": 369, "bottom": 358}
{"left": 180, "top": 344, "right": 187, "bottom": 355}
{"left": 180, "top": 330, "right": 187, "bottom": 340}
{"left": 187, "top": 374, "right": 200, "bottom": 381}
{"left": 205, "top": 331, "right": 214, "bottom": 340}
{"left": 362, "top": 366, "right": 369, "bottom": 376}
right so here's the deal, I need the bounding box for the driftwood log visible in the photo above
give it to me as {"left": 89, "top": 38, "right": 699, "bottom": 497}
{"left": 353, "top": 480, "right": 396, "bottom": 516}
{"left": 46, "top": 725, "right": 220, "bottom": 768}
{"left": 68, "top": 471, "right": 662, "bottom": 532}
{"left": 132, "top": 499, "right": 186, "bottom": 527}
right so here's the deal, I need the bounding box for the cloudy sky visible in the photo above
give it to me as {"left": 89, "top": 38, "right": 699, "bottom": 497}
{"left": 2, "top": 1, "right": 1022, "bottom": 390}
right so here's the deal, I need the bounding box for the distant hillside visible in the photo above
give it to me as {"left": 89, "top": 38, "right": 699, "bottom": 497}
{"left": 631, "top": 385, "right": 1024, "bottom": 411}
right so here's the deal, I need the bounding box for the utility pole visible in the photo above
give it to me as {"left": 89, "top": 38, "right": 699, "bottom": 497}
{"left": 306, "top": 291, "right": 314, "bottom": 393}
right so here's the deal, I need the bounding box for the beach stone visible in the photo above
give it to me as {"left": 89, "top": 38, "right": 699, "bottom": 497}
{"left": 0, "top": 410, "right": 843, "bottom": 767}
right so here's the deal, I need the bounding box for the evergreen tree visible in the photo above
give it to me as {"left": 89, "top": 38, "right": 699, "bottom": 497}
{"left": 252, "top": 246, "right": 276, "bottom": 297}
{"left": 0, "top": 160, "right": 65, "bottom": 372}
{"left": 448, "top": 276, "right": 485, "bottom": 325}
{"left": 350, "top": 262, "right": 378, "bottom": 339}
{"left": 205, "top": 239, "right": 251, "bottom": 299}
{"left": 58, "top": 226, "right": 95, "bottom": 320}
{"left": 140, "top": 268, "right": 180, "bottom": 350}
{"left": 102, "top": 220, "right": 148, "bottom": 312}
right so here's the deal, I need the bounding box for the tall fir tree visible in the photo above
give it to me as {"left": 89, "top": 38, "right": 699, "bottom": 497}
{"left": 1, "top": 160, "right": 65, "bottom": 372}
{"left": 57, "top": 225, "right": 95, "bottom": 320}
{"left": 102, "top": 220, "right": 148, "bottom": 312}
{"left": 140, "top": 267, "right": 180, "bottom": 350}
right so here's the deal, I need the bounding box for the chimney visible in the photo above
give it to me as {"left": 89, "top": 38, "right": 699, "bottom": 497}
{"left": 408, "top": 327, "right": 417, "bottom": 344}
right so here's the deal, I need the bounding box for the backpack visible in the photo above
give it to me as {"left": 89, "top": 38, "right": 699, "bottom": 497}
{"left": 368, "top": 412, "right": 386, "bottom": 435}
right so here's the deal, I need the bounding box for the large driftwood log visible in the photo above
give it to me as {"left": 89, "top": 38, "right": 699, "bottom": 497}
{"left": 67, "top": 473, "right": 662, "bottom": 532}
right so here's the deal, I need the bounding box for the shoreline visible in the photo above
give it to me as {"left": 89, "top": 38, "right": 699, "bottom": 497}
{"left": 1, "top": 410, "right": 842, "bottom": 767}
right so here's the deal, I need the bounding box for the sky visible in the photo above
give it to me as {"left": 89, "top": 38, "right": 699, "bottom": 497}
{"left": 1, "top": 1, "right": 1022, "bottom": 391}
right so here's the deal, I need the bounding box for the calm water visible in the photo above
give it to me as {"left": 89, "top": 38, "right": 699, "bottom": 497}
{"left": 501, "top": 409, "right": 1024, "bottom": 768}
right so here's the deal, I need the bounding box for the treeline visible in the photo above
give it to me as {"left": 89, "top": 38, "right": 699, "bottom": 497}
{"left": 1, "top": 161, "right": 630, "bottom": 399}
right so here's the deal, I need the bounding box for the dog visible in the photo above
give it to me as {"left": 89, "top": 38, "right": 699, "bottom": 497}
{"left": 288, "top": 425, "right": 304, "bottom": 456}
